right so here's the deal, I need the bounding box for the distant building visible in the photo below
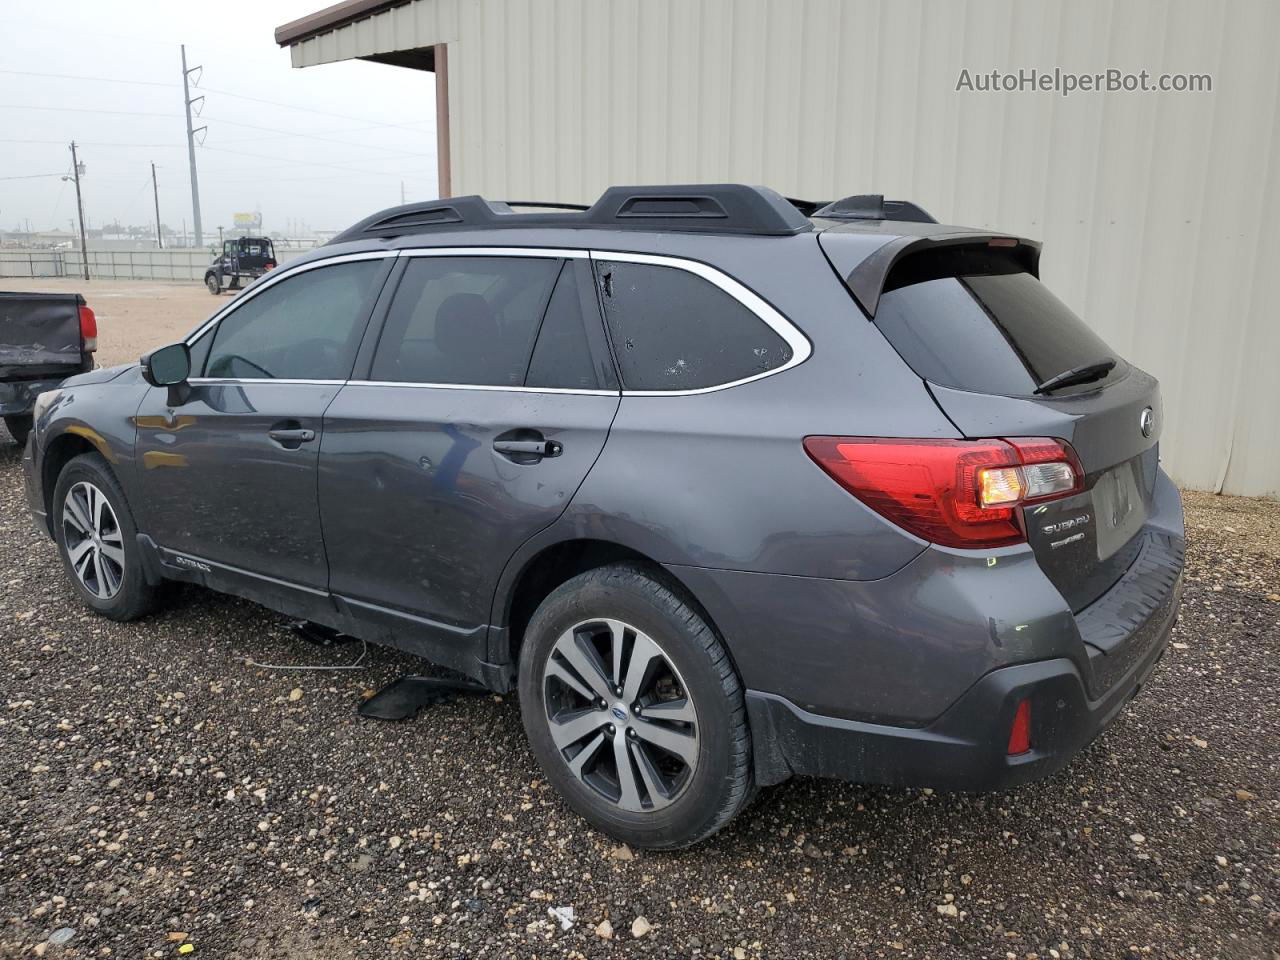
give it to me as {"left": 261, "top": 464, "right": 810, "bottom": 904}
{"left": 275, "top": 0, "right": 1280, "bottom": 496}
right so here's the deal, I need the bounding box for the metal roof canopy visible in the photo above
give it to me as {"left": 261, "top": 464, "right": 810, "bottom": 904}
{"left": 276, "top": 0, "right": 449, "bottom": 194}
{"left": 276, "top": 0, "right": 413, "bottom": 50}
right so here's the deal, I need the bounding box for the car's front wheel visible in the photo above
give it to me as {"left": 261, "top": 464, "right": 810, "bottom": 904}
{"left": 518, "top": 563, "right": 753, "bottom": 849}
{"left": 205, "top": 272, "right": 220, "bottom": 295}
{"left": 52, "top": 453, "right": 158, "bottom": 621}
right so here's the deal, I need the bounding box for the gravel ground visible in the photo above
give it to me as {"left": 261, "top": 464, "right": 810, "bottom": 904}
{"left": 0, "top": 280, "right": 1277, "bottom": 959}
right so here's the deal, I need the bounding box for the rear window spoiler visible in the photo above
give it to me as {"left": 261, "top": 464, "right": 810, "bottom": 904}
{"left": 839, "top": 233, "right": 1042, "bottom": 317}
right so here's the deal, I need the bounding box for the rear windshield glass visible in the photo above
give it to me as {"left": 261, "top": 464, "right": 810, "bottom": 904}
{"left": 874, "top": 268, "right": 1123, "bottom": 396}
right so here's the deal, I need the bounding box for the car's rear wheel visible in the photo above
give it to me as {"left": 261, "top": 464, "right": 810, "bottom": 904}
{"left": 3, "top": 414, "right": 32, "bottom": 446}
{"left": 518, "top": 563, "right": 753, "bottom": 849}
{"left": 52, "top": 453, "right": 158, "bottom": 621}
{"left": 205, "top": 272, "right": 220, "bottom": 295}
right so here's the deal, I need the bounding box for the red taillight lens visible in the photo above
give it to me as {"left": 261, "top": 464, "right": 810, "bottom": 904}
{"left": 802, "top": 436, "right": 1082, "bottom": 548}
{"left": 1007, "top": 699, "right": 1032, "bottom": 755}
{"left": 265, "top": 261, "right": 276, "bottom": 270}
{"left": 78, "top": 305, "right": 97, "bottom": 352}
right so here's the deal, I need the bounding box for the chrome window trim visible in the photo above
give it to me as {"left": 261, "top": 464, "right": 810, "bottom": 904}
{"left": 344, "top": 380, "right": 617, "bottom": 396}
{"left": 399, "top": 246, "right": 590, "bottom": 259}
{"left": 185, "top": 249, "right": 400, "bottom": 347}
{"left": 186, "top": 377, "right": 347, "bottom": 386}
{"left": 181, "top": 246, "right": 810, "bottom": 398}
{"left": 589, "top": 249, "right": 812, "bottom": 397}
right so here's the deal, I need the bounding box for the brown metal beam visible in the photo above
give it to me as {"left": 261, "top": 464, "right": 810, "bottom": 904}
{"left": 434, "top": 42, "right": 451, "bottom": 198}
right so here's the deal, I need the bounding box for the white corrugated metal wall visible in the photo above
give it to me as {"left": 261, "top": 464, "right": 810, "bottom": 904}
{"left": 289, "top": 0, "right": 1280, "bottom": 496}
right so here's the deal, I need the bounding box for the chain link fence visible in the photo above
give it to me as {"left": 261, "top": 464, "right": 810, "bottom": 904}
{"left": 1, "top": 248, "right": 307, "bottom": 281}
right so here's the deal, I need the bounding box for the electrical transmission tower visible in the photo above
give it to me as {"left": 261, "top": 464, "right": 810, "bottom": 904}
{"left": 181, "top": 45, "right": 206, "bottom": 248}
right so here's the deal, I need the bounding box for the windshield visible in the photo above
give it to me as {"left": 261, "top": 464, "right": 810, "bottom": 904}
{"left": 874, "top": 269, "right": 1124, "bottom": 397}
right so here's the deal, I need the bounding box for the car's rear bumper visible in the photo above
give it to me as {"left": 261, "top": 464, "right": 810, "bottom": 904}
{"left": 670, "top": 469, "right": 1184, "bottom": 790}
{"left": 746, "top": 564, "right": 1178, "bottom": 790}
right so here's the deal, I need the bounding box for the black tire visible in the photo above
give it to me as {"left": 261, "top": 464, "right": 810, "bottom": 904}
{"left": 3, "top": 414, "right": 32, "bottom": 446}
{"left": 51, "top": 453, "right": 158, "bottom": 621}
{"left": 518, "top": 563, "right": 753, "bottom": 849}
{"left": 205, "top": 272, "right": 220, "bottom": 295}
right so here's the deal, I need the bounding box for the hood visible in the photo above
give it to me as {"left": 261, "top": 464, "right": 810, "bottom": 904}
{"left": 61, "top": 363, "right": 139, "bottom": 389}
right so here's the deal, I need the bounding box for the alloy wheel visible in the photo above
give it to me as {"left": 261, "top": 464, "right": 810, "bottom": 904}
{"left": 542, "top": 618, "right": 699, "bottom": 812}
{"left": 62, "top": 481, "right": 125, "bottom": 600}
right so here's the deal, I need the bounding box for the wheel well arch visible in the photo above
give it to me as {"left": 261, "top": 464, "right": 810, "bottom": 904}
{"left": 500, "top": 539, "right": 725, "bottom": 669}
{"left": 40, "top": 433, "right": 101, "bottom": 533}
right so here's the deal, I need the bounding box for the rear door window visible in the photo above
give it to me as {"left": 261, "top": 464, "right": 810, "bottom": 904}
{"left": 875, "top": 265, "right": 1123, "bottom": 396}
{"left": 371, "top": 256, "right": 560, "bottom": 386}
{"left": 594, "top": 259, "right": 793, "bottom": 391}
{"left": 525, "top": 261, "right": 606, "bottom": 390}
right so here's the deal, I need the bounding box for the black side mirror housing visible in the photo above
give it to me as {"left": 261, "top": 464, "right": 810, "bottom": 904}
{"left": 140, "top": 342, "right": 192, "bottom": 406}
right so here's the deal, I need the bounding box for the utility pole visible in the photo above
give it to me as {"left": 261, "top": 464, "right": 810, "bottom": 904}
{"left": 151, "top": 162, "right": 163, "bottom": 249}
{"left": 400, "top": 181, "right": 406, "bottom": 205}
{"left": 181, "top": 45, "right": 205, "bottom": 247}
{"left": 68, "top": 142, "right": 89, "bottom": 281}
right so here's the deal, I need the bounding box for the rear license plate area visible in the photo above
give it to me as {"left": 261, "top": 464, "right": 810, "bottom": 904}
{"left": 1091, "top": 460, "right": 1146, "bottom": 561}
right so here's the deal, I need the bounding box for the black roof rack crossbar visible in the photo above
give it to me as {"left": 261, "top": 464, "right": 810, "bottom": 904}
{"left": 783, "top": 196, "right": 828, "bottom": 217}
{"left": 812, "top": 194, "right": 938, "bottom": 224}
{"left": 329, "top": 184, "right": 813, "bottom": 244}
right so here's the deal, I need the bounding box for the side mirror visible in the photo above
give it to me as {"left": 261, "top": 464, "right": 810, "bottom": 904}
{"left": 141, "top": 342, "right": 192, "bottom": 406}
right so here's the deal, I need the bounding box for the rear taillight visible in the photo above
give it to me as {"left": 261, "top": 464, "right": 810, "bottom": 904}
{"left": 78, "top": 305, "right": 97, "bottom": 353}
{"left": 265, "top": 261, "right": 276, "bottom": 270}
{"left": 1007, "top": 699, "right": 1032, "bottom": 755}
{"left": 803, "top": 436, "right": 1083, "bottom": 548}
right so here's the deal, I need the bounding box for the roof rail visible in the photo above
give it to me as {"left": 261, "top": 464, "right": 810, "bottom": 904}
{"left": 813, "top": 194, "right": 938, "bottom": 224}
{"left": 503, "top": 200, "right": 591, "bottom": 211}
{"left": 328, "top": 184, "right": 813, "bottom": 244}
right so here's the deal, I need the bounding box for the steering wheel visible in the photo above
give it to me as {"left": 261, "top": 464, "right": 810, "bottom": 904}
{"left": 221, "top": 354, "right": 275, "bottom": 379}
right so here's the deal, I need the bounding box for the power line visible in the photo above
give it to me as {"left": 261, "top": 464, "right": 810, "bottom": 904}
{"left": 215, "top": 119, "right": 431, "bottom": 145}
{"left": 0, "top": 137, "right": 186, "bottom": 148}
{"left": 0, "top": 69, "right": 432, "bottom": 132}
{"left": 199, "top": 85, "right": 429, "bottom": 132}
{"left": 0, "top": 107, "right": 429, "bottom": 155}
{"left": 0, "top": 68, "right": 178, "bottom": 88}
{"left": 199, "top": 115, "right": 434, "bottom": 156}
{"left": 0, "top": 103, "right": 182, "bottom": 119}
{"left": 198, "top": 144, "right": 428, "bottom": 180}
{"left": 0, "top": 172, "right": 66, "bottom": 181}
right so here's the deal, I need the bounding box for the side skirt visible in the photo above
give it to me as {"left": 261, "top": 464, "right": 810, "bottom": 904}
{"left": 134, "top": 535, "right": 513, "bottom": 691}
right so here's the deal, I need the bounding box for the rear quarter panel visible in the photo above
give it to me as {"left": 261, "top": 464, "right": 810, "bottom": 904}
{"left": 550, "top": 233, "right": 961, "bottom": 580}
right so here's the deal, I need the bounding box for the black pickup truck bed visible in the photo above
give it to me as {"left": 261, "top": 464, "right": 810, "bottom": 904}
{"left": 1, "top": 291, "right": 95, "bottom": 445}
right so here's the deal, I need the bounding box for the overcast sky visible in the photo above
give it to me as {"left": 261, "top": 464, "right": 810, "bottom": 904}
{"left": 2, "top": 0, "right": 438, "bottom": 238}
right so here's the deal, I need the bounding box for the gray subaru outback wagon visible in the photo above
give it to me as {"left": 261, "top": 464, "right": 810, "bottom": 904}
{"left": 22, "top": 185, "right": 1184, "bottom": 849}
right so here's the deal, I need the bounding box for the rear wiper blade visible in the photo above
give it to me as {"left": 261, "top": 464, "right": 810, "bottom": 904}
{"left": 1034, "top": 358, "right": 1117, "bottom": 395}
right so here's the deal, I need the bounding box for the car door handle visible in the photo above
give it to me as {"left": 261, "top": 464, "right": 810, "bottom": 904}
{"left": 268, "top": 427, "right": 316, "bottom": 446}
{"left": 493, "top": 439, "right": 562, "bottom": 459}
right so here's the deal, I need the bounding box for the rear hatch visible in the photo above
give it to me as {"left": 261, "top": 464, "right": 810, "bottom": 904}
{"left": 0, "top": 292, "right": 87, "bottom": 379}
{"left": 820, "top": 228, "right": 1160, "bottom": 611}
{"left": 236, "top": 238, "right": 275, "bottom": 272}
